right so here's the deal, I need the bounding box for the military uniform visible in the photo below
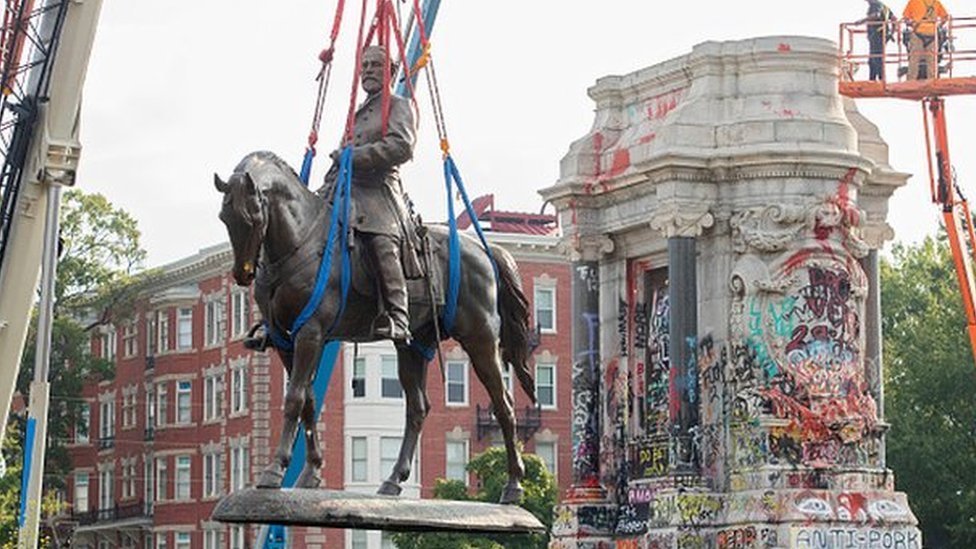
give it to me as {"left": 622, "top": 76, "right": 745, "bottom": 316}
{"left": 317, "top": 90, "right": 421, "bottom": 341}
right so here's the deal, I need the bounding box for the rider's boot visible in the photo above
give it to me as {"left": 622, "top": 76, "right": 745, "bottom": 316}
{"left": 369, "top": 235, "right": 411, "bottom": 344}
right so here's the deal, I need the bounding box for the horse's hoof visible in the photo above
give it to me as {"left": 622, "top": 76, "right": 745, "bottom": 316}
{"left": 499, "top": 482, "right": 524, "bottom": 505}
{"left": 377, "top": 480, "right": 403, "bottom": 496}
{"left": 256, "top": 469, "right": 284, "bottom": 489}
{"left": 295, "top": 468, "right": 322, "bottom": 489}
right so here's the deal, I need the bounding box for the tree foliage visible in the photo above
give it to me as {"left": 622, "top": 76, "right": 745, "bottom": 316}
{"left": 881, "top": 236, "right": 976, "bottom": 548}
{"left": 2, "top": 189, "right": 145, "bottom": 540}
{"left": 391, "top": 447, "right": 557, "bottom": 549}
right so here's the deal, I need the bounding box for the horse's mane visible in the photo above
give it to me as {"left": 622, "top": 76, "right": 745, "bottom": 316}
{"left": 234, "top": 151, "right": 302, "bottom": 185}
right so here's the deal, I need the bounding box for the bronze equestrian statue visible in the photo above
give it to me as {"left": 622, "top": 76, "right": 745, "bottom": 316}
{"left": 213, "top": 45, "right": 536, "bottom": 504}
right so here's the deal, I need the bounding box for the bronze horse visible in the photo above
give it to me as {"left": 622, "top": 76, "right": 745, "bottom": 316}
{"left": 214, "top": 151, "right": 536, "bottom": 503}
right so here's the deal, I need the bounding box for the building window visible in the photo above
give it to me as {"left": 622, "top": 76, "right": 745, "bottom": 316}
{"left": 380, "top": 355, "right": 401, "bottom": 399}
{"left": 204, "top": 452, "right": 222, "bottom": 498}
{"left": 204, "top": 374, "right": 224, "bottom": 421}
{"left": 177, "top": 307, "right": 193, "bottom": 350}
{"left": 99, "top": 468, "right": 113, "bottom": 510}
{"left": 204, "top": 530, "right": 223, "bottom": 549}
{"left": 144, "top": 459, "right": 153, "bottom": 508}
{"left": 351, "top": 357, "right": 366, "bottom": 398}
{"left": 445, "top": 440, "right": 468, "bottom": 483}
{"left": 99, "top": 399, "right": 115, "bottom": 442}
{"left": 536, "top": 441, "right": 557, "bottom": 479}
{"left": 501, "top": 364, "right": 514, "bottom": 395}
{"left": 534, "top": 286, "right": 556, "bottom": 333}
{"left": 123, "top": 322, "right": 138, "bottom": 358}
{"left": 156, "top": 532, "right": 167, "bottom": 549}
{"left": 231, "top": 290, "right": 250, "bottom": 337}
{"left": 74, "top": 472, "right": 89, "bottom": 513}
{"left": 157, "top": 310, "right": 170, "bottom": 353}
{"left": 176, "top": 381, "right": 192, "bottom": 424}
{"left": 380, "top": 437, "right": 401, "bottom": 478}
{"left": 175, "top": 455, "right": 191, "bottom": 500}
{"left": 231, "top": 364, "right": 248, "bottom": 414}
{"left": 230, "top": 526, "right": 245, "bottom": 549}
{"left": 535, "top": 362, "right": 556, "bottom": 409}
{"left": 155, "top": 457, "right": 167, "bottom": 501}
{"left": 231, "top": 446, "right": 249, "bottom": 491}
{"left": 146, "top": 387, "right": 155, "bottom": 430}
{"left": 350, "top": 530, "right": 368, "bottom": 549}
{"left": 351, "top": 437, "right": 367, "bottom": 482}
{"left": 122, "top": 392, "right": 136, "bottom": 429}
{"left": 446, "top": 361, "right": 468, "bottom": 406}
{"left": 175, "top": 533, "right": 190, "bottom": 549}
{"left": 101, "top": 328, "right": 116, "bottom": 361}
{"left": 205, "top": 299, "right": 226, "bottom": 347}
{"left": 121, "top": 460, "right": 135, "bottom": 499}
{"left": 76, "top": 403, "right": 90, "bottom": 444}
{"left": 156, "top": 383, "right": 168, "bottom": 426}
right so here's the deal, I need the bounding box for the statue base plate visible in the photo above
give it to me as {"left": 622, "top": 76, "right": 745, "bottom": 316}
{"left": 212, "top": 488, "right": 546, "bottom": 534}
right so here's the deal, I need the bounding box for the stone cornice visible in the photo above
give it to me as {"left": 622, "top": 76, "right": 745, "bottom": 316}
{"left": 557, "top": 234, "right": 615, "bottom": 262}
{"left": 649, "top": 203, "right": 715, "bottom": 239}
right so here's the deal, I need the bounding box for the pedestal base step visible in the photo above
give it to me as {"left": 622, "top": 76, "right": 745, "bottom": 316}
{"left": 212, "top": 488, "right": 546, "bottom": 534}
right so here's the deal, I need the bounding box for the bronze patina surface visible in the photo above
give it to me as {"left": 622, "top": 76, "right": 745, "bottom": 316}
{"left": 212, "top": 488, "right": 546, "bottom": 534}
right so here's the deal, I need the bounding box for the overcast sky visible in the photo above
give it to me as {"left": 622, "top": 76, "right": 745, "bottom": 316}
{"left": 76, "top": 0, "right": 973, "bottom": 268}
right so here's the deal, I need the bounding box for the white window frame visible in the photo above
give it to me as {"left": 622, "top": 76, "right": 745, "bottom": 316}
{"left": 204, "top": 451, "right": 222, "bottom": 498}
{"left": 121, "top": 460, "right": 135, "bottom": 499}
{"left": 144, "top": 458, "right": 154, "bottom": 508}
{"left": 99, "top": 399, "right": 115, "bottom": 441}
{"left": 351, "top": 356, "right": 366, "bottom": 399}
{"left": 445, "top": 360, "right": 468, "bottom": 406}
{"left": 231, "top": 290, "right": 250, "bottom": 338}
{"left": 380, "top": 437, "right": 401, "bottom": 479}
{"left": 177, "top": 307, "right": 193, "bottom": 350}
{"left": 175, "top": 455, "right": 191, "bottom": 501}
{"left": 101, "top": 328, "right": 116, "bottom": 361}
{"left": 76, "top": 402, "right": 90, "bottom": 444}
{"left": 175, "top": 532, "right": 190, "bottom": 549}
{"left": 204, "top": 530, "right": 223, "bottom": 549}
{"left": 535, "top": 362, "right": 556, "bottom": 410}
{"left": 501, "top": 364, "right": 514, "bottom": 396}
{"left": 122, "top": 392, "right": 136, "bottom": 429}
{"left": 204, "top": 373, "right": 224, "bottom": 421}
{"left": 99, "top": 468, "right": 113, "bottom": 510}
{"left": 351, "top": 437, "right": 368, "bottom": 482}
{"left": 156, "top": 383, "right": 168, "bottom": 427}
{"left": 536, "top": 440, "right": 558, "bottom": 480}
{"left": 380, "top": 355, "right": 402, "bottom": 399}
{"left": 230, "top": 446, "right": 249, "bottom": 491}
{"left": 205, "top": 299, "right": 226, "bottom": 347}
{"left": 231, "top": 364, "right": 248, "bottom": 414}
{"left": 157, "top": 310, "right": 171, "bottom": 353}
{"left": 74, "top": 472, "right": 89, "bottom": 514}
{"left": 350, "top": 530, "right": 368, "bottom": 549}
{"left": 533, "top": 285, "right": 556, "bottom": 334}
{"left": 155, "top": 457, "right": 167, "bottom": 501}
{"left": 123, "top": 321, "right": 138, "bottom": 358}
{"left": 156, "top": 532, "right": 168, "bottom": 549}
{"left": 176, "top": 381, "right": 192, "bottom": 424}
{"left": 445, "top": 440, "right": 469, "bottom": 484}
{"left": 230, "top": 526, "right": 245, "bottom": 549}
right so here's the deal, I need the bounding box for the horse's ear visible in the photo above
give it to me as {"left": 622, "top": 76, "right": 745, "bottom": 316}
{"left": 214, "top": 173, "right": 229, "bottom": 193}
{"left": 242, "top": 172, "right": 257, "bottom": 194}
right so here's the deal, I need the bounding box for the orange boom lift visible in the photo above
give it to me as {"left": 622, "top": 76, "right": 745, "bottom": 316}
{"left": 839, "top": 15, "right": 976, "bottom": 364}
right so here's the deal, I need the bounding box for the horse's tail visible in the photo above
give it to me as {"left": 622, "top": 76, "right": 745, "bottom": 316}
{"left": 491, "top": 243, "right": 536, "bottom": 405}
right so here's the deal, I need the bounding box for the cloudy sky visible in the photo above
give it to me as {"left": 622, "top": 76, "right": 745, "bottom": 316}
{"left": 76, "top": 0, "right": 974, "bottom": 268}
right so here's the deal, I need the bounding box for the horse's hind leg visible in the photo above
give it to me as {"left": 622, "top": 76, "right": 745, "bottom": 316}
{"left": 378, "top": 347, "right": 430, "bottom": 496}
{"left": 294, "top": 386, "right": 323, "bottom": 488}
{"left": 463, "top": 335, "right": 525, "bottom": 504}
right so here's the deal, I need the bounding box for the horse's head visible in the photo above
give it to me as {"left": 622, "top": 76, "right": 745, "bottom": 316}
{"left": 214, "top": 170, "right": 267, "bottom": 286}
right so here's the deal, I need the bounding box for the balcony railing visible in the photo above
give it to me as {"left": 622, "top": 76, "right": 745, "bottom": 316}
{"left": 73, "top": 500, "right": 150, "bottom": 526}
{"left": 96, "top": 436, "right": 114, "bottom": 450}
{"left": 476, "top": 404, "right": 542, "bottom": 442}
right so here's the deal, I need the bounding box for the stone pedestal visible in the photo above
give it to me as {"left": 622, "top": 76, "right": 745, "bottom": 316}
{"left": 543, "top": 36, "right": 916, "bottom": 549}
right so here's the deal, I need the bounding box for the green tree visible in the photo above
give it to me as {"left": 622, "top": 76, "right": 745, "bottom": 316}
{"left": 881, "top": 235, "right": 976, "bottom": 548}
{"left": 2, "top": 189, "right": 146, "bottom": 541}
{"left": 391, "top": 447, "right": 557, "bottom": 549}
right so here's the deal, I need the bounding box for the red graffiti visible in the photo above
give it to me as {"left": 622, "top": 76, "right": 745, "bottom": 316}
{"left": 778, "top": 42, "right": 792, "bottom": 52}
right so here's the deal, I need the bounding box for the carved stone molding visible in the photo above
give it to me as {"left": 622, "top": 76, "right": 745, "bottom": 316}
{"left": 731, "top": 196, "right": 869, "bottom": 259}
{"left": 860, "top": 221, "right": 895, "bottom": 250}
{"left": 648, "top": 203, "right": 715, "bottom": 239}
{"left": 557, "top": 234, "right": 616, "bottom": 262}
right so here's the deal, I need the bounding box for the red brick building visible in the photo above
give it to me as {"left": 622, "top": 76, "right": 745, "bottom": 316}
{"left": 65, "top": 197, "right": 571, "bottom": 549}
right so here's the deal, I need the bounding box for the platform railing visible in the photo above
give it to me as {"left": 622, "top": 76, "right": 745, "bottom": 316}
{"left": 839, "top": 16, "right": 976, "bottom": 85}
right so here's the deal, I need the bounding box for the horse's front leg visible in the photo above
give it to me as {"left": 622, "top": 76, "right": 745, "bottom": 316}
{"left": 257, "top": 328, "right": 324, "bottom": 488}
{"left": 294, "top": 385, "right": 323, "bottom": 488}
{"left": 378, "top": 348, "right": 429, "bottom": 496}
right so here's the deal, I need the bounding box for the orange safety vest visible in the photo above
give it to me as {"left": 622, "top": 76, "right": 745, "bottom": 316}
{"left": 903, "top": 0, "right": 948, "bottom": 36}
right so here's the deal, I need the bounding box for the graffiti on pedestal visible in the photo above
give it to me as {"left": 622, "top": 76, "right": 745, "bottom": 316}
{"left": 645, "top": 273, "right": 670, "bottom": 435}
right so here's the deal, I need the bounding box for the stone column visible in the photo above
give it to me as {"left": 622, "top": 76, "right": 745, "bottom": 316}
{"left": 861, "top": 249, "right": 884, "bottom": 419}
{"left": 667, "top": 236, "right": 700, "bottom": 472}
{"left": 567, "top": 258, "right": 607, "bottom": 502}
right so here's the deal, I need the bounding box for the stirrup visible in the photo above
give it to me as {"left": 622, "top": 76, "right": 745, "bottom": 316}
{"left": 243, "top": 323, "right": 272, "bottom": 351}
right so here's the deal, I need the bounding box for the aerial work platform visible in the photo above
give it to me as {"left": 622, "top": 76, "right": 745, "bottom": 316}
{"left": 839, "top": 15, "right": 976, "bottom": 365}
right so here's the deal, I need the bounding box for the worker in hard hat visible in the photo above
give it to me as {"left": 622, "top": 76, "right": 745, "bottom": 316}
{"left": 903, "top": 0, "right": 949, "bottom": 80}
